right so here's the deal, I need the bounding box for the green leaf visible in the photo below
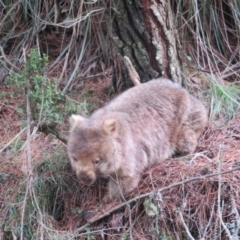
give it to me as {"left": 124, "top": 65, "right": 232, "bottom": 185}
{"left": 187, "top": 55, "right": 192, "bottom": 61}
{"left": 143, "top": 198, "right": 158, "bottom": 217}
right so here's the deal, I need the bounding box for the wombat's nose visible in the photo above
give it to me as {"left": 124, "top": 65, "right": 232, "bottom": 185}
{"left": 78, "top": 173, "right": 92, "bottom": 184}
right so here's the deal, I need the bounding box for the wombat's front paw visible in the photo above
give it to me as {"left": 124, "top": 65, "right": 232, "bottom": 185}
{"left": 102, "top": 193, "right": 120, "bottom": 204}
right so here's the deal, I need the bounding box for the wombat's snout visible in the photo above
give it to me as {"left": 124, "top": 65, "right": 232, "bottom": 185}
{"left": 78, "top": 172, "right": 95, "bottom": 184}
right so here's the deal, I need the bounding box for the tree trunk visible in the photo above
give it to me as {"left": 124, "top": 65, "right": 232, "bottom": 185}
{"left": 109, "top": 0, "right": 182, "bottom": 90}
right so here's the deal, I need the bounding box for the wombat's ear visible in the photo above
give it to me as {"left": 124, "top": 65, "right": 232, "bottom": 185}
{"left": 69, "top": 115, "right": 85, "bottom": 129}
{"left": 103, "top": 119, "right": 118, "bottom": 135}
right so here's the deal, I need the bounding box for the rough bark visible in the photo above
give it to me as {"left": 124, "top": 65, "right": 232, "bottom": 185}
{"left": 110, "top": 0, "right": 182, "bottom": 89}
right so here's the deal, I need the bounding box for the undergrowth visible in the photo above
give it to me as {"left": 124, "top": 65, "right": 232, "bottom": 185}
{"left": 209, "top": 77, "right": 240, "bottom": 120}
{"left": 1, "top": 0, "right": 240, "bottom": 239}
{"left": 5, "top": 48, "right": 81, "bottom": 125}
{"left": 0, "top": 48, "right": 97, "bottom": 239}
{"left": 1, "top": 147, "right": 74, "bottom": 239}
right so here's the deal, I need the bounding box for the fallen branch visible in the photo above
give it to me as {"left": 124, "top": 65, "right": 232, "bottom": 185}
{"left": 20, "top": 50, "right": 32, "bottom": 240}
{"left": 178, "top": 210, "right": 195, "bottom": 240}
{"left": 123, "top": 56, "right": 141, "bottom": 86}
{"left": 217, "top": 147, "right": 234, "bottom": 239}
{"left": 75, "top": 165, "right": 240, "bottom": 233}
{"left": 39, "top": 123, "right": 68, "bottom": 144}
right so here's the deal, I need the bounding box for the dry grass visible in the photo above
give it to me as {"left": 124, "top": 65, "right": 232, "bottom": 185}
{"left": 1, "top": 0, "right": 240, "bottom": 239}
{"left": 53, "top": 120, "right": 240, "bottom": 239}
{"left": 174, "top": 0, "right": 240, "bottom": 81}
{"left": 1, "top": 116, "right": 240, "bottom": 239}
{"left": 0, "top": 0, "right": 112, "bottom": 92}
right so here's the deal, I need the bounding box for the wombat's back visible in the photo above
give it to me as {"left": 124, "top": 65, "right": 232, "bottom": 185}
{"left": 92, "top": 78, "right": 207, "bottom": 165}
{"left": 93, "top": 78, "right": 197, "bottom": 127}
{"left": 102, "top": 78, "right": 184, "bottom": 113}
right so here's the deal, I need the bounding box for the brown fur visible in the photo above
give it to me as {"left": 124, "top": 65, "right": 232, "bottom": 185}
{"left": 67, "top": 78, "right": 208, "bottom": 201}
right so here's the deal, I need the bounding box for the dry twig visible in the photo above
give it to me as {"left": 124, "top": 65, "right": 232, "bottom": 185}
{"left": 123, "top": 56, "right": 141, "bottom": 86}
{"left": 75, "top": 165, "right": 240, "bottom": 233}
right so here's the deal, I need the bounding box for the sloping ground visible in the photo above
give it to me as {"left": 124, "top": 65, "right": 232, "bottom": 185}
{"left": 0, "top": 81, "right": 240, "bottom": 239}
{"left": 53, "top": 119, "right": 240, "bottom": 239}
{"left": 1, "top": 119, "right": 237, "bottom": 239}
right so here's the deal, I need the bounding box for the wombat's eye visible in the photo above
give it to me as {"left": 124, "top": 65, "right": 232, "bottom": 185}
{"left": 94, "top": 158, "right": 101, "bottom": 165}
{"left": 72, "top": 156, "right": 77, "bottom": 162}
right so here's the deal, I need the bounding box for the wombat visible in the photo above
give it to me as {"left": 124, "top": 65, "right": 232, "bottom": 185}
{"left": 67, "top": 78, "right": 208, "bottom": 201}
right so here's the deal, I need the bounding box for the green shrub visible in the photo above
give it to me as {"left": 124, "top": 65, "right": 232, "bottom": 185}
{"left": 209, "top": 80, "right": 240, "bottom": 120}
{"left": 6, "top": 48, "right": 80, "bottom": 125}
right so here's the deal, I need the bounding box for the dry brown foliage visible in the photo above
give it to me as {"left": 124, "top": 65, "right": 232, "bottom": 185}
{"left": 40, "top": 119, "right": 240, "bottom": 239}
